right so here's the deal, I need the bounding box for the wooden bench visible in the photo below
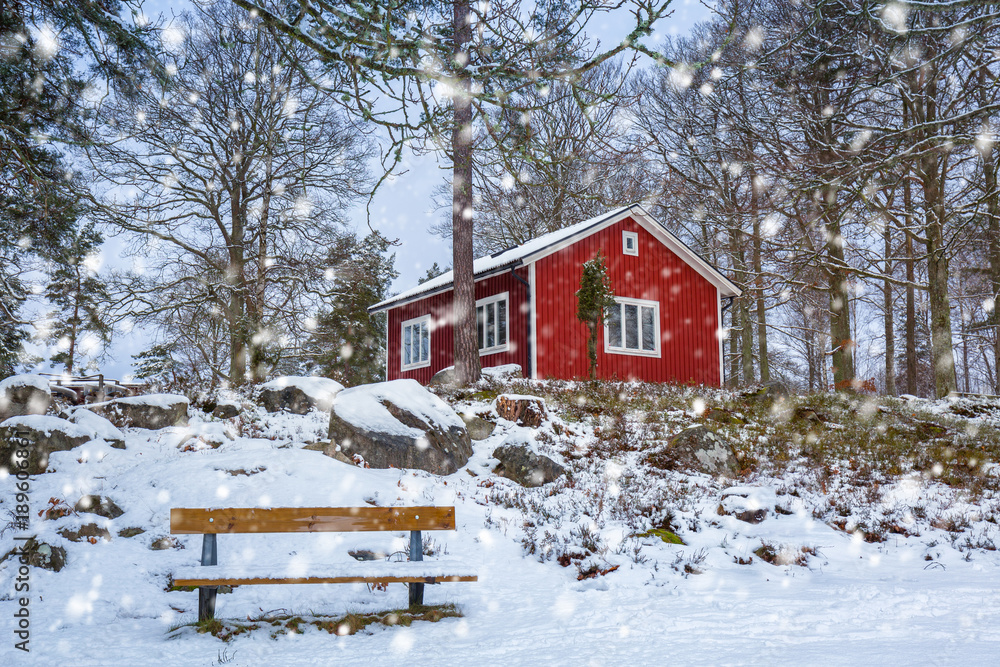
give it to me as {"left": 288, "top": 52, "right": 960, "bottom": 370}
{"left": 169, "top": 506, "right": 477, "bottom": 621}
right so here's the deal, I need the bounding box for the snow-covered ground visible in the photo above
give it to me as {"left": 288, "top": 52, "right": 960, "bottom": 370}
{"left": 4, "top": 383, "right": 1000, "bottom": 665}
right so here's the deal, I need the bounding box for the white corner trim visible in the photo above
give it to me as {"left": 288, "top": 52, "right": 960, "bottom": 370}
{"left": 716, "top": 286, "right": 725, "bottom": 387}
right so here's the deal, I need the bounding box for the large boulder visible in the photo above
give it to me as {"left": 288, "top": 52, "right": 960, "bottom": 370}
{"left": 0, "top": 374, "right": 51, "bottom": 421}
{"left": 494, "top": 394, "right": 547, "bottom": 428}
{"left": 328, "top": 379, "right": 472, "bottom": 475}
{"left": 65, "top": 408, "right": 126, "bottom": 449}
{"left": 428, "top": 367, "right": 459, "bottom": 389}
{"left": 644, "top": 425, "right": 741, "bottom": 477}
{"left": 493, "top": 439, "right": 565, "bottom": 487}
{"left": 102, "top": 394, "right": 189, "bottom": 429}
{"left": 260, "top": 376, "right": 344, "bottom": 414}
{"left": 0, "top": 415, "right": 92, "bottom": 475}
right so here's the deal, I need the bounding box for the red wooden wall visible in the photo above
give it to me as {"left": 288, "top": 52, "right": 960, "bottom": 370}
{"left": 534, "top": 215, "right": 721, "bottom": 385}
{"left": 386, "top": 269, "right": 530, "bottom": 383}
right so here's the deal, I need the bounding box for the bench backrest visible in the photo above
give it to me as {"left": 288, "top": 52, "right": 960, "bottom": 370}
{"left": 170, "top": 506, "right": 455, "bottom": 534}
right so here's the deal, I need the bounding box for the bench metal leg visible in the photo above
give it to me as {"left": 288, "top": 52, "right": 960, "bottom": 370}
{"left": 408, "top": 530, "right": 424, "bottom": 608}
{"left": 199, "top": 534, "right": 218, "bottom": 622}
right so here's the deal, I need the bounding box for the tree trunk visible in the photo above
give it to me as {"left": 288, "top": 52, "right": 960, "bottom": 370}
{"left": 228, "top": 179, "right": 247, "bottom": 386}
{"left": 451, "top": 0, "right": 480, "bottom": 386}
{"left": 983, "top": 139, "right": 1000, "bottom": 393}
{"left": 729, "top": 307, "right": 739, "bottom": 388}
{"left": 825, "top": 205, "right": 854, "bottom": 391}
{"left": 752, "top": 213, "right": 769, "bottom": 383}
{"left": 884, "top": 218, "right": 896, "bottom": 396}
{"left": 920, "top": 152, "right": 957, "bottom": 398}
{"left": 740, "top": 297, "right": 754, "bottom": 385}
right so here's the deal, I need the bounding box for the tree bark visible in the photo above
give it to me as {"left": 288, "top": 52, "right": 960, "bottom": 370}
{"left": 982, "top": 137, "right": 1000, "bottom": 393}
{"left": 884, "top": 218, "right": 896, "bottom": 396}
{"left": 451, "top": 0, "right": 480, "bottom": 386}
{"left": 228, "top": 174, "right": 247, "bottom": 386}
{"left": 920, "top": 152, "right": 957, "bottom": 398}
{"left": 752, "top": 209, "right": 769, "bottom": 383}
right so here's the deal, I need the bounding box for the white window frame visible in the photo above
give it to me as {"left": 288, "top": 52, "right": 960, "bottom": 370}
{"left": 604, "top": 297, "right": 661, "bottom": 357}
{"left": 401, "top": 315, "right": 431, "bottom": 370}
{"left": 622, "top": 230, "right": 639, "bottom": 256}
{"left": 476, "top": 292, "right": 510, "bottom": 356}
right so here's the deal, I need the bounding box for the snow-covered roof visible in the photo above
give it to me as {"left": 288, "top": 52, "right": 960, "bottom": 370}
{"left": 370, "top": 204, "right": 740, "bottom": 313}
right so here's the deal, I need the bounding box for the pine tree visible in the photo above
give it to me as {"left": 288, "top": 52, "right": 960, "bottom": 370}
{"left": 306, "top": 232, "right": 398, "bottom": 386}
{"left": 41, "top": 223, "right": 111, "bottom": 375}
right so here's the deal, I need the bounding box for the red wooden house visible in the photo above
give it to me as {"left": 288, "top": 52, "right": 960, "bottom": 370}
{"left": 369, "top": 205, "right": 742, "bottom": 386}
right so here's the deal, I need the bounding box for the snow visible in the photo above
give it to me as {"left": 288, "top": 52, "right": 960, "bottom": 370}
{"left": 0, "top": 414, "right": 92, "bottom": 439}
{"left": 4, "top": 383, "right": 1000, "bottom": 664}
{"left": 262, "top": 376, "right": 345, "bottom": 410}
{"left": 113, "top": 393, "right": 189, "bottom": 408}
{"left": 333, "top": 379, "right": 464, "bottom": 437}
{"left": 65, "top": 408, "right": 126, "bottom": 444}
{"left": 0, "top": 373, "right": 51, "bottom": 394}
{"left": 481, "top": 364, "right": 522, "bottom": 380}
{"left": 173, "top": 559, "right": 478, "bottom": 584}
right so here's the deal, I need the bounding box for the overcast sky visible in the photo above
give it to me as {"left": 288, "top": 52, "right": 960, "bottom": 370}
{"left": 33, "top": 0, "right": 714, "bottom": 381}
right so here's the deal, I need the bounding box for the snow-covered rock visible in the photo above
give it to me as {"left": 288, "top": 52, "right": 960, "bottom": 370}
{"left": 493, "top": 437, "right": 565, "bottom": 487}
{"left": 66, "top": 407, "right": 127, "bottom": 449}
{"left": 0, "top": 373, "right": 51, "bottom": 421}
{"left": 260, "top": 376, "right": 344, "bottom": 414}
{"left": 328, "top": 379, "right": 472, "bottom": 475}
{"left": 0, "top": 415, "right": 92, "bottom": 474}
{"left": 482, "top": 364, "right": 523, "bottom": 381}
{"left": 719, "top": 486, "right": 777, "bottom": 524}
{"left": 101, "top": 394, "right": 189, "bottom": 429}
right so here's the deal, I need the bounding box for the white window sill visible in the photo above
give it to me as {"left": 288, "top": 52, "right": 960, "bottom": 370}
{"left": 605, "top": 347, "right": 661, "bottom": 358}
{"left": 401, "top": 361, "right": 431, "bottom": 371}
{"left": 479, "top": 345, "right": 509, "bottom": 357}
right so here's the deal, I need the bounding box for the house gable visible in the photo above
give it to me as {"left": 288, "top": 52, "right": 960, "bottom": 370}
{"left": 531, "top": 214, "right": 725, "bottom": 385}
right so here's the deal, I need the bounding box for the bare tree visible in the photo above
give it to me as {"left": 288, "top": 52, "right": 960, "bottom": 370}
{"left": 89, "top": 2, "right": 372, "bottom": 385}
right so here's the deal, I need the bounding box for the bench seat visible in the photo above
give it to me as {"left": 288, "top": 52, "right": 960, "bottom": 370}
{"left": 173, "top": 559, "right": 479, "bottom": 587}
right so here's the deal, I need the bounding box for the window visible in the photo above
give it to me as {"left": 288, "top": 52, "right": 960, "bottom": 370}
{"left": 401, "top": 315, "right": 431, "bottom": 370}
{"left": 476, "top": 292, "right": 509, "bottom": 355}
{"left": 605, "top": 297, "right": 659, "bottom": 356}
{"left": 623, "top": 231, "right": 638, "bottom": 256}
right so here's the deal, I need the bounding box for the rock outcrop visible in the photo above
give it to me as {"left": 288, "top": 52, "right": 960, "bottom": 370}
{"left": 328, "top": 379, "right": 472, "bottom": 475}
{"left": 102, "top": 395, "right": 189, "bottom": 429}
{"left": 644, "top": 425, "right": 741, "bottom": 477}
{"left": 0, "top": 374, "right": 51, "bottom": 422}
{"left": 0, "top": 415, "right": 92, "bottom": 475}
{"left": 493, "top": 441, "right": 565, "bottom": 487}
{"left": 260, "top": 376, "right": 344, "bottom": 414}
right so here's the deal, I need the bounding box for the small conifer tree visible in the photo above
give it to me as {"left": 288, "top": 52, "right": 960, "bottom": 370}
{"left": 576, "top": 252, "right": 616, "bottom": 380}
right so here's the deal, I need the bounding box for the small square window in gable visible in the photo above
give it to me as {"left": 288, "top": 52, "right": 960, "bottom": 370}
{"left": 623, "top": 230, "right": 638, "bottom": 256}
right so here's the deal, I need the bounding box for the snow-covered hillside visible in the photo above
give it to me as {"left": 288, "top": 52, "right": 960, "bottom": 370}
{"left": 4, "top": 378, "right": 1000, "bottom": 665}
